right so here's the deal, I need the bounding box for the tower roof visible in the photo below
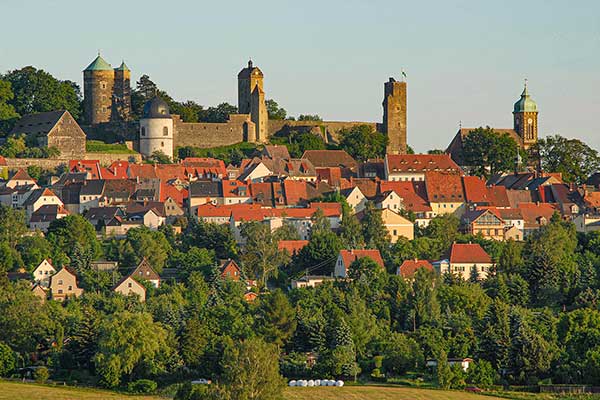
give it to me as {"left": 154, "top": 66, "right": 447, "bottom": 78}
{"left": 514, "top": 80, "right": 538, "bottom": 113}
{"left": 84, "top": 54, "right": 113, "bottom": 71}
{"left": 115, "top": 61, "right": 130, "bottom": 71}
{"left": 142, "top": 96, "right": 171, "bottom": 119}
{"left": 238, "top": 59, "right": 263, "bottom": 78}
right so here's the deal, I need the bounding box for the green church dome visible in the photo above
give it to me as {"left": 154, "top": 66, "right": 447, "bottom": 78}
{"left": 513, "top": 81, "right": 538, "bottom": 113}
{"left": 84, "top": 54, "right": 113, "bottom": 71}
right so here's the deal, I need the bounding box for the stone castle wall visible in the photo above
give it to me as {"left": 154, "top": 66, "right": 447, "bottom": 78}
{"left": 5, "top": 152, "right": 141, "bottom": 170}
{"left": 268, "top": 120, "right": 379, "bottom": 143}
{"left": 172, "top": 114, "right": 252, "bottom": 149}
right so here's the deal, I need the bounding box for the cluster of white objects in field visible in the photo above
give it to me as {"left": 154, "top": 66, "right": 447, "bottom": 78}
{"left": 288, "top": 379, "right": 344, "bottom": 387}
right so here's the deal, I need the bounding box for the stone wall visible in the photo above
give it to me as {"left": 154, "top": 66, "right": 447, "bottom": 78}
{"left": 268, "top": 120, "right": 379, "bottom": 143}
{"left": 81, "top": 121, "right": 139, "bottom": 143}
{"left": 172, "top": 114, "right": 252, "bottom": 149}
{"left": 5, "top": 152, "right": 141, "bottom": 170}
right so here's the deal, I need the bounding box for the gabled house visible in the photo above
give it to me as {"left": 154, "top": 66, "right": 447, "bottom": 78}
{"left": 79, "top": 180, "right": 106, "bottom": 213}
{"left": 32, "top": 259, "right": 56, "bottom": 287}
{"left": 30, "top": 204, "right": 69, "bottom": 232}
{"left": 433, "top": 243, "right": 494, "bottom": 281}
{"left": 334, "top": 249, "right": 385, "bottom": 278}
{"left": 188, "top": 180, "right": 222, "bottom": 214}
{"left": 131, "top": 258, "right": 161, "bottom": 288}
{"left": 460, "top": 208, "right": 505, "bottom": 241}
{"left": 220, "top": 259, "right": 242, "bottom": 281}
{"left": 397, "top": 259, "right": 434, "bottom": 279}
{"left": 22, "top": 188, "right": 63, "bottom": 222}
{"left": 379, "top": 208, "right": 414, "bottom": 242}
{"left": 49, "top": 268, "right": 83, "bottom": 301}
{"left": 6, "top": 168, "right": 37, "bottom": 189}
{"left": 113, "top": 275, "right": 146, "bottom": 302}
{"left": 374, "top": 190, "right": 403, "bottom": 212}
{"left": 339, "top": 186, "right": 367, "bottom": 213}
{"left": 425, "top": 172, "right": 465, "bottom": 217}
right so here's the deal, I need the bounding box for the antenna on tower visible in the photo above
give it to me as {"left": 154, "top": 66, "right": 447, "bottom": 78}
{"left": 459, "top": 120, "right": 462, "bottom": 130}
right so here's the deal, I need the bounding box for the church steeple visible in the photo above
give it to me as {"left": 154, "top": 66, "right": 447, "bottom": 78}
{"left": 513, "top": 79, "right": 539, "bottom": 149}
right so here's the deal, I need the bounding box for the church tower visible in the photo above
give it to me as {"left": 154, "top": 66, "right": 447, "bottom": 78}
{"left": 513, "top": 80, "right": 538, "bottom": 149}
{"left": 238, "top": 60, "right": 267, "bottom": 142}
{"left": 382, "top": 77, "right": 407, "bottom": 154}
{"left": 83, "top": 54, "right": 115, "bottom": 125}
{"left": 113, "top": 61, "right": 132, "bottom": 121}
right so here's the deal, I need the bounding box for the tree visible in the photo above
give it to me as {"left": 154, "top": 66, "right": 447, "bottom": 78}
{"left": 94, "top": 311, "right": 173, "bottom": 387}
{"left": 4, "top": 66, "right": 81, "bottom": 119}
{"left": 120, "top": 226, "right": 172, "bottom": 273}
{"left": 348, "top": 257, "right": 383, "bottom": 282}
{"left": 34, "top": 366, "right": 49, "bottom": 383}
{"left": 294, "top": 230, "right": 342, "bottom": 276}
{"left": 170, "top": 100, "right": 203, "bottom": 123}
{"left": 297, "top": 114, "right": 322, "bottom": 121}
{"left": 220, "top": 337, "right": 285, "bottom": 400}
{"left": 47, "top": 215, "right": 101, "bottom": 262}
{"left": 130, "top": 75, "right": 173, "bottom": 119}
{"left": 462, "top": 127, "right": 521, "bottom": 177}
{"left": 339, "top": 212, "right": 365, "bottom": 250}
{"left": 0, "top": 205, "right": 27, "bottom": 249}
{"left": 338, "top": 125, "right": 388, "bottom": 161}
{"left": 149, "top": 150, "right": 172, "bottom": 164}
{"left": 199, "top": 103, "right": 237, "bottom": 123}
{"left": 436, "top": 350, "right": 453, "bottom": 389}
{"left": 0, "top": 78, "right": 19, "bottom": 133}
{"left": 536, "top": 134, "right": 600, "bottom": 184}
{"left": 410, "top": 268, "right": 440, "bottom": 329}
{"left": 240, "top": 222, "right": 288, "bottom": 287}
{"left": 184, "top": 220, "right": 237, "bottom": 260}
{"left": 467, "top": 360, "right": 497, "bottom": 388}
{"left": 265, "top": 99, "right": 287, "bottom": 120}
{"left": 361, "top": 202, "right": 390, "bottom": 252}
{"left": 256, "top": 290, "right": 297, "bottom": 347}
{"left": 0, "top": 342, "right": 16, "bottom": 377}
{"left": 381, "top": 332, "right": 423, "bottom": 376}
{"left": 522, "top": 218, "right": 577, "bottom": 305}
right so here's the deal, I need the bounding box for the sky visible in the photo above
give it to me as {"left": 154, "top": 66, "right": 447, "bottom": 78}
{"left": 1, "top": 0, "right": 599, "bottom": 152}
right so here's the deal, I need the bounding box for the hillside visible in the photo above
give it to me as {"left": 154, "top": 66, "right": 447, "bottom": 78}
{"left": 0, "top": 381, "right": 161, "bottom": 400}
{"left": 284, "top": 386, "right": 504, "bottom": 399}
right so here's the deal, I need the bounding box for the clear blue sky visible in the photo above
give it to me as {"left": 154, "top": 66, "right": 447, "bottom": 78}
{"left": 1, "top": 0, "right": 598, "bottom": 152}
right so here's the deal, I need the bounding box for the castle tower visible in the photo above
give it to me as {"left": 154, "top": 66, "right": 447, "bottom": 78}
{"left": 238, "top": 60, "right": 268, "bottom": 142}
{"left": 513, "top": 80, "right": 538, "bottom": 149}
{"left": 113, "top": 61, "right": 132, "bottom": 121}
{"left": 83, "top": 54, "right": 115, "bottom": 125}
{"left": 382, "top": 77, "right": 407, "bottom": 154}
{"left": 139, "top": 96, "right": 174, "bottom": 160}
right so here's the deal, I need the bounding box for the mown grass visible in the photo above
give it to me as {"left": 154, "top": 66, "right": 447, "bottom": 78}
{"left": 0, "top": 380, "right": 162, "bottom": 400}
{"left": 283, "top": 385, "right": 504, "bottom": 400}
{"left": 86, "top": 140, "right": 138, "bottom": 154}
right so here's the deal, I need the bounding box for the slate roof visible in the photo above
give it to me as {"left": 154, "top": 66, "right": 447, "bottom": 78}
{"left": 189, "top": 180, "right": 222, "bottom": 197}
{"left": 10, "top": 110, "right": 65, "bottom": 136}
{"left": 80, "top": 179, "right": 106, "bottom": 196}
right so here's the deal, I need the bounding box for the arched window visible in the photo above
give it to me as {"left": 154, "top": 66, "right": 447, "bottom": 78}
{"left": 161, "top": 141, "right": 164, "bottom": 147}
{"left": 141, "top": 127, "right": 146, "bottom": 136}
{"left": 163, "top": 126, "right": 168, "bottom": 136}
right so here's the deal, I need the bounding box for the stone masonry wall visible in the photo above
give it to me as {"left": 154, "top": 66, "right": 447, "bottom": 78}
{"left": 5, "top": 153, "right": 141, "bottom": 170}
{"left": 172, "top": 115, "right": 249, "bottom": 149}
{"left": 268, "top": 120, "right": 379, "bottom": 143}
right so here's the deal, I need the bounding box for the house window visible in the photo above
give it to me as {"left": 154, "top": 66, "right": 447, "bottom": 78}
{"left": 163, "top": 127, "right": 169, "bottom": 136}
{"left": 68, "top": 285, "right": 72, "bottom": 291}
{"left": 161, "top": 141, "right": 164, "bottom": 147}
{"left": 128, "top": 282, "right": 132, "bottom": 288}
{"left": 58, "top": 289, "right": 63, "bottom": 294}
{"left": 58, "top": 280, "right": 63, "bottom": 285}
{"left": 141, "top": 127, "right": 146, "bottom": 136}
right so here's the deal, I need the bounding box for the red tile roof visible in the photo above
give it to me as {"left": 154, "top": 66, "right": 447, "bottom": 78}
{"left": 159, "top": 182, "right": 188, "bottom": 206}
{"left": 449, "top": 243, "right": 492, "bottom": 264}
{"left": 221, "top": 180, "right": 249, "bottom": 198}
{"left": 398, "top": 259, "right": 434, "bottom": 278}
{"left": 316, "top": 167, "right": 343, "bottom": 187}
{"left": 10, "top": 168, "right": 35, "bottom": 182}
{"left": 0, "top": 156, "right": 7, "bottom": 166}
{"left": 128, "top": 164, "right": 158, "bottom": 180}
{"left": 339, "top": 249, "right": 385, "bottom": 270}
{"left": 278, "top": 240, "right": 309, "bottom": 255}
{"left": 101, "top": 161, "right": 130, "bottom": 180}
{"left": 517, "top": 202, "right": 558, "bottom": 226}
{"left": 197, "top": 203, "right": 261, "bottom": 218}
{"left": 283, "top": 180, "right": 309, "bottom": 206}
{"left": 425, "top": 172, "right": 464, "bottom": 203}
{"left": 343, "top": 178, "right": 379, "bottom": 198}
{"left": 69, "top": 160, "right": 101, "bottom": 179}
{"left": 379, "top": 181, "right": 431, "bottom": 212}
{"left": 231, "top": 203, "right": 342, "bottom": 222}
{"left": 386, "top": 154, "right": 463, "bottom": 174}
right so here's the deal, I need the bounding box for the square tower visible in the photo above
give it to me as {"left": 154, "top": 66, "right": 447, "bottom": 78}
{"left": 382, "top": 78, "right": 407, "bottom": 154}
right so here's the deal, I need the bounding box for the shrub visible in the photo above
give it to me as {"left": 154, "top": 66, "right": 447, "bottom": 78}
{"left": 0, "top": 342, "right": 16, "bottom": 377}
{"left": 34, "top": 367, "right": 49, "bottom": 383}
{"left": 127, "top": 379, "right": 158, "bottom": 394}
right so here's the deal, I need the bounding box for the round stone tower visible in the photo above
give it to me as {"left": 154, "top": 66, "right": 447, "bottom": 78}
{"left": 139, "top": 96, "right": 174, "bottom": 160}
{"left": 83, "top": 54, "right": 115, "bottom": 124}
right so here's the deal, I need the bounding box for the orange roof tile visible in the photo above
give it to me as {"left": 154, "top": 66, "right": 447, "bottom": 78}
{"left": 386, "top": 154, "right": 463, "bottom": 174}
{"left": 398, "top": 259, "right": 434, "bottom": 278}
{"left": 339, "top": 249, "right": 385, "bottom": 270}
{"left": 379, "top": 181, "right": 431, "bottom": 212}
{"left": 449, "top": 243, "right": 492, "bottom": 264}
{"left": 278, "top": 240, "right": 309, "bottom": 255}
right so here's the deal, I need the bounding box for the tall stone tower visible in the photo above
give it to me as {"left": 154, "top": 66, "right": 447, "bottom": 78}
{"left": 382, "top": 77, "right": 407, "bottom": 154}
{"left": 238, "top": 60, "right": 268, "bottom": 142}
{"left": 113, "top": 61, "right": 132, "bottom": 121}
{"left": 83, "top": 54, "right": 115, "bottom": 125}
{"left": 513, "top": 80, "right": 538, "bottom": 149}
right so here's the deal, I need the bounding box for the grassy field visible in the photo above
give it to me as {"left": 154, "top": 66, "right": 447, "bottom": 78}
{"left": 0, "top": 381, "right": 162, "bottom": 400}
{"left": 284, "top": 385, "right": 504, "bottom": 400}
{"left": 86, "top": 140, "right": 138, "bottom": 154}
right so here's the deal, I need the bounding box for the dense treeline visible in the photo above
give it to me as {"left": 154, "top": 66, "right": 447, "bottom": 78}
{"left": 1, "top": 202, "right": 600, "bottom": 398}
